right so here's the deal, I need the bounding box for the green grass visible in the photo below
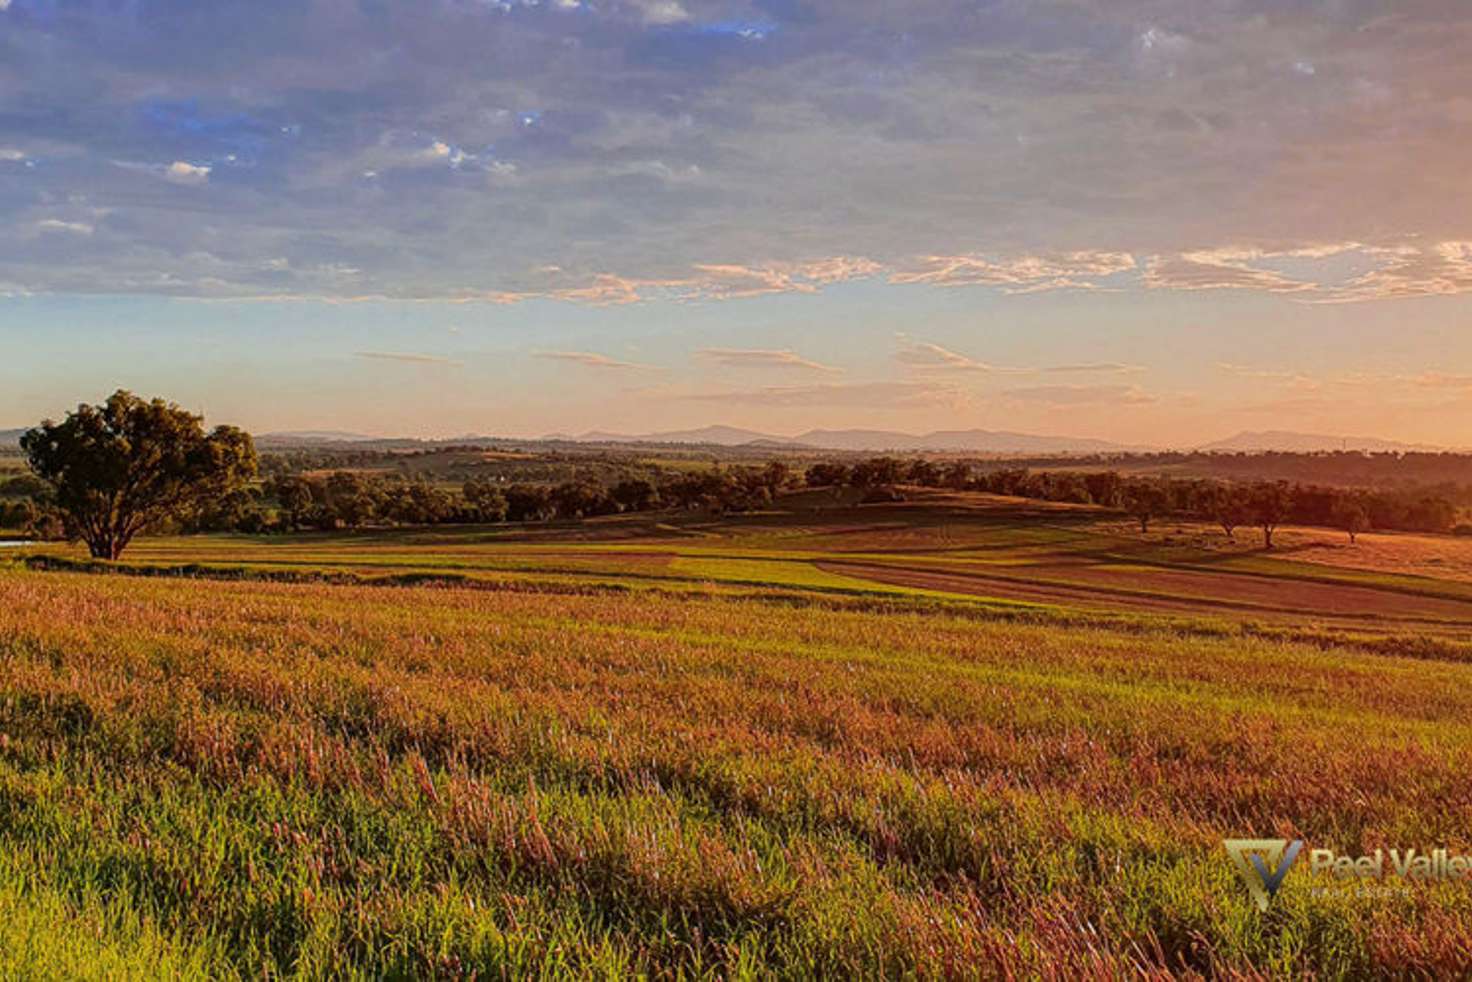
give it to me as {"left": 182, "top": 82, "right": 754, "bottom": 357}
{"left": 5, "top": 500, "right": 1472, "bottom": 975}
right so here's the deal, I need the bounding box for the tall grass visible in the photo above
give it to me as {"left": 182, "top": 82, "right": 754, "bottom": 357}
{"left": 2, "top": 567, "right": 1472, "bottom": 976}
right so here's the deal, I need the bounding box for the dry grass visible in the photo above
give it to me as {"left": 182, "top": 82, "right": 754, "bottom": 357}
{"left": 1089, "top": 515, "right": 1472, "bottom": 584}
{"left": 3, "top": 559, "right": 1472, "bottom": 976}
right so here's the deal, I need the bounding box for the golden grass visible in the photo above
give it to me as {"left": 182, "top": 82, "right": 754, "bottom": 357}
{"left": 3, "top": 563, "right": 1472, "bottom": 976}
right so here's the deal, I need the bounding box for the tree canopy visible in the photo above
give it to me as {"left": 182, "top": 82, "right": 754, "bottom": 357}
{"left": 21, "top": 391, "right": 256, "bottom": 559}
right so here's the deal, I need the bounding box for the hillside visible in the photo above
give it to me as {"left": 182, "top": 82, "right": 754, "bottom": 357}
{"left": 1200, "top": 430, "right": 1438, "bottom": 453}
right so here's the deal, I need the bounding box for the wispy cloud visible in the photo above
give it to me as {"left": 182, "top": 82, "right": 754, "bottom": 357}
{"left": 678, "top": 380, "right": 964, "bottom": 409}
{"left": 890, "top": 252, "right": 1135, "bottom": 293}
{"left": 535, "top": 350, "right": 657, "bottom": 370}
{"left": 896, "top": 340, "right": 1145, "bottom": 376}
{"left": 1216, "top": 362, "right": 1324, "bottom": 391}
{"left": 355, "top": 351, "right": 463, "bottom": 366}
{"left": 696, "top": 348, "right": 841, "bottom": 373}
{"left": 1045, "top": 362, "right": 1145, "bottom": 375}
{"left": 1143, "top": 249, "right": 1315, "bottom": 294}
{"left": 1004, "top": 384, "right": 1157, "bottom": 406}
{"left": 450, "top": 258, "right": 882, "bottom": 308}
{"left": 34, "top": 218, "right": 94, "bottom": 236}
{"left": 683, "top": 259, "right": 881, "bottom": 300}
{"left": 1319, "top": 242, "right": 1472, "bottom": 302}
{"left": 1413, "top": 371, "right": 1472, "bottom": 390}
{"left": 894, "top": 341, "right": 1026, "bottom": 374}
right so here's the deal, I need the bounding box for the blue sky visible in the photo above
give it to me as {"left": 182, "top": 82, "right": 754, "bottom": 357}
{"left": 3, "top": 0, "right": 1472, "bottom": 444}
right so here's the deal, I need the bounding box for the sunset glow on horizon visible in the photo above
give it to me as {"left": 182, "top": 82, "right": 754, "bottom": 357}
{"left": 3, "top": 1, "right": 1472, "bottom": 445}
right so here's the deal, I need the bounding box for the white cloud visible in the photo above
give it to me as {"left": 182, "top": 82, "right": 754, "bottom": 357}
{"left": 165, "top": 161, "right": 211, "bottom": 185}
{"left": 35, "top": 218, "right": 94, "bottom": 236}
{"left": 636, "top": 0, "right": 689, "bottom": 25}
{"left": 889, "top": 252, "right": 1135, "bottom": 293}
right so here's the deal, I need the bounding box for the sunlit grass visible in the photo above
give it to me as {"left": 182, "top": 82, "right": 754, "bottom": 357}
{"left": 3, "top": 561, "right": 1472, "bottom": 975}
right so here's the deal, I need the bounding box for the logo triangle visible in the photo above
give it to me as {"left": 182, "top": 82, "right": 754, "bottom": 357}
{"left": 1224, "top": 839, "right": 1303, "bottom": 911}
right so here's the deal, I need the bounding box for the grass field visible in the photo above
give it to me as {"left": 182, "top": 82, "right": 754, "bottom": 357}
{"left": 4, "top": 492, "right": 1472, "bottom": 975}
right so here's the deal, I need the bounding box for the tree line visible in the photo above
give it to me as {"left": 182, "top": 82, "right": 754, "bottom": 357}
{"left": 801, "top": 458, "right": 1463, "bottom": 545}
{"left": 981, "top": 450, "right": 1472, "bottom": 498}
{"left": 196, "top": 462, "right": 803, "bottom": 533}
{"left": 178, "top": 457, "right": 1464, "bottom": 546}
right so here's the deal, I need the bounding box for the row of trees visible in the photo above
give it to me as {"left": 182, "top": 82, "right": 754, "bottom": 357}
{"left": 970, "top": 469, "right": 1458, "bottom": 542}
{"left": 177, "top": 462, "right": 805, "bottom": 533}
{"left": 801, "top": 457, "right": 1463, "bottom": 544}
{"left": 998, "top": 450, "right": 1472, "bottom": 497}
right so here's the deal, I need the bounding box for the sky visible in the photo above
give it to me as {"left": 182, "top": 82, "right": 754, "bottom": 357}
{"left": 3, "top": 0, "right": 1472, "bottom": 447}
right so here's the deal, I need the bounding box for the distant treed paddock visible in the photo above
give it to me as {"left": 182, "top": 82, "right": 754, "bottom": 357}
{"left": 190, "top": 458, "right": 1472, "bottom": 545}
{"left": 6, "top": 449, "right": 1463, "bottom": 547}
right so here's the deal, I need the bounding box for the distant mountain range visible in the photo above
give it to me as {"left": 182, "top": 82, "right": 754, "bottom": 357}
{"left": 548, "top": 425, "right": 1144, "bottom": 453}
{"left": 1199, "top": 430, "right": 1439, "bottom": 453}
{"left": 254, "top": 430, "right": 386, "bottom": 447}
{"left": 1, "top": 424, "right": 1447, "bottom": 455}
{"left": 552, "top": 425, "right": 1454, "bottom": 454}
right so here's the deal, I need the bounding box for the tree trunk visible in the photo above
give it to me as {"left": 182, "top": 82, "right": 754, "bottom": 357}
{"left": 86, "top": 530, "right": 125, "bottom": 560}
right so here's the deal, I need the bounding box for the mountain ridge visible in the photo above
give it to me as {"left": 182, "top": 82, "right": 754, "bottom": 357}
{"left": 551, "top": 425, "right": 1145, "bottom": 453}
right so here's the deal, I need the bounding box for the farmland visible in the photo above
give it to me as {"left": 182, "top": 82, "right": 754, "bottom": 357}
{"left": 4, "top": 492, "right": 1472, "bottom": 976}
